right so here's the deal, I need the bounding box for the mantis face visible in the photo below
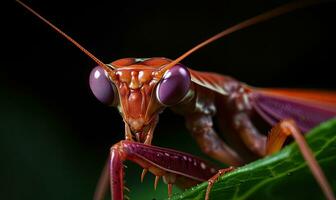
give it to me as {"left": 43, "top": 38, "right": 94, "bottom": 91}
{"left": 89, "top": 57, "right": 191, "bottom": 144}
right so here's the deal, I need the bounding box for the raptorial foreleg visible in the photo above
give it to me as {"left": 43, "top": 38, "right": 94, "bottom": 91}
{"left": 109, "top": 140, "right": 220, "bottom": 200}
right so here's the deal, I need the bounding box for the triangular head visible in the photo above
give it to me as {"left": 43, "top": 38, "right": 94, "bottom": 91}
{"left": 89, "top": 57, "right": 191, "bottom": 144}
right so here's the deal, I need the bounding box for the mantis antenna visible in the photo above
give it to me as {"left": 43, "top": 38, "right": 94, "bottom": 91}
{"left": 16, "top": 0, "right": 113, "bottom": 72}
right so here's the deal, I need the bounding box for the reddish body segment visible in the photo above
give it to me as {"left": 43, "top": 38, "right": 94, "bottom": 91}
{"left": 17, "top": 1, "right": 336, "bottom": 200}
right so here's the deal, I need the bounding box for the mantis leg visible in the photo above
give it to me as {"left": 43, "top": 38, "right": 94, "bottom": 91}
{"left": 232, "top": 112, "right": 267, "bottom": 156}
{"left": 109, "top": 140, "right": 219, "bottom": 200}
{"left": 205, "top": 166, "right": 235, "bottom": 200}
{"left": 186, "top": 113, "right": 245, "bottom": 166}
{"left": 265, "top": 119, "right": 335, "bottom": 200}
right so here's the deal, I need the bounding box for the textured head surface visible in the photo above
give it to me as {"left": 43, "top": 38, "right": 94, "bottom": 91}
{"left": 107, "top": 57, "right": 174, "bottom": 143}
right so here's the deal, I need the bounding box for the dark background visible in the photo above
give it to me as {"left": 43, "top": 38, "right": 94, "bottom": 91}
{"left": 3, "top": 0, "right": 336, "bottom": 199}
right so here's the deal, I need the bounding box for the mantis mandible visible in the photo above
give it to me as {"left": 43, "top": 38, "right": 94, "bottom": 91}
{"left": 17, "top": 0, "right": 336, "bottom": 199}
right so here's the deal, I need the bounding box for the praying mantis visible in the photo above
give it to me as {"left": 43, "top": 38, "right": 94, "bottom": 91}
{"left": 17, "top": 0, "right": 336, "bottom": 199}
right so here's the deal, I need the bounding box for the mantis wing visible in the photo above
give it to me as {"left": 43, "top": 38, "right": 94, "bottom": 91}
{"left": 251, "top": 89, "right": 336, "bottom": 132}
{"left": 189, "top": 69, "right": 234, "bottom": 95}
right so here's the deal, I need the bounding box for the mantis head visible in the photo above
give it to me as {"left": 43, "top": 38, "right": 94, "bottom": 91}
{"left": 89, "top": 57, "right": 191, "bottom": 144}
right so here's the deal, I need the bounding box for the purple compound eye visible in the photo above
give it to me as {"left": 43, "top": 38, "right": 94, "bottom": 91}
{"left": 156, "top": 64, "right": 191, "bottom": 106}
{"left": 89, "top": 66, "right": 116, "bottom": 106}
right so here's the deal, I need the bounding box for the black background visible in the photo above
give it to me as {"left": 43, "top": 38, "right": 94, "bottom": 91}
{"left": 3, "top": 0, "right": 336, "bottom": 199}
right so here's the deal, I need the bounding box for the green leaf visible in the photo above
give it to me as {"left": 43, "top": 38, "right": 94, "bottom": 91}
{"left": 170, "top": 119, "right": 336, "bottom": 200}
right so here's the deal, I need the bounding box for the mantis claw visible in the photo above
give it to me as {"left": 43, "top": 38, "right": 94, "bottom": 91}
{"left": 168, "top": 183, "right": 173, "bottom": 198}
{"left": 141, "top": 169, "right": 148, "bottom": 182}
{"left": 124, "top": 186, "right": 130, "bottom": 192}
{"left": 154, "top": 176, "right": 160, "bottom": 190}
